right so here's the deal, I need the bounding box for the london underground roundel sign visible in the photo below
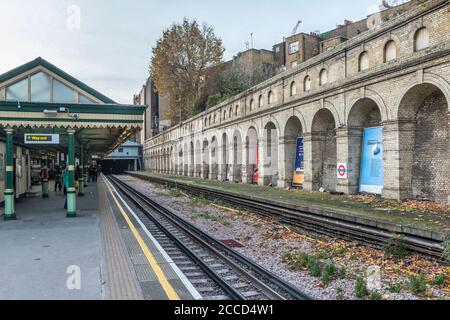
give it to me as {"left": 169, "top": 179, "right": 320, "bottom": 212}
{"left": 337, "top": 162, "right": 348, "bottom": 179}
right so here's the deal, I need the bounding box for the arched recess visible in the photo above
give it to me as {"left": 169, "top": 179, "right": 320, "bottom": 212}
{"left": 397, "top": 83, "right": 449, "bottom": 203}
{"left": 311, "top": 108, "right": 337, "bottom": 192}
{"left": 210, "top": 136, "right": 218, "bottom": 179}
{"left": 245, "top": 126, "right": 259, "bottom": 184}
{"left": 202, "top": 139, "right": 210, "bottom": 179}
{"left": 283, "top": 116, "right": 303, "bottom": 186}
{"left": 166, "top": 147, "right": 170, "bottom": 173}
{"left": 195, "top": 140, "right": 201, "bottom": 177}
{"left": 347, "top": 98, "right": 383, "bottom": 194}
{"left": 178, "top": 145, "right": 183, "bottom": 175}
{"left": 232, "top": 130, "right": 243, "bottom": 183}
{"left": 262, "top": 121, "right": 279, "bottom": 186}
{"left": 183, "top": 142, "right": 188, "bottom": 176}
{"left": 170, "top": 146, "right": 174, "bottom": 173}
{"left": 221, "top": 133, "right": 230, "bottom": 180}
{"left": 190, "top": 141, "right": 195, "bottom": 176}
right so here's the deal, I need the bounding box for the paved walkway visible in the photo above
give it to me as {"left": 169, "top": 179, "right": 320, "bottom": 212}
{"left": 129, "top": 171, "right": 450, "bottom": 241}
{"left": 0, "top": 177, "right": 199, "bottom": 300}
{"left": 0, "top": 182, "right": 104, "bottom": 300}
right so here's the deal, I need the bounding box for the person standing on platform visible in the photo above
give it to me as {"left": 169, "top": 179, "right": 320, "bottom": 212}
{"left": 88, "top": 165, "right": 94, "bottom": 182}
{"left": 54, "top": 165, "right": 62, "bottom": 192}
{"left": 93, "top": 165, "right": 98, "bottom": 182}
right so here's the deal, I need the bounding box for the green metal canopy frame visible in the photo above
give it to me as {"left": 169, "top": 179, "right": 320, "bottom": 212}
{"left": 0, "top": 57, "right": 147, "bottom": 220}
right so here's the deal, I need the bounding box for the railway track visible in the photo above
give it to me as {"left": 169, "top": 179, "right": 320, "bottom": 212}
{"left": 125, "top": 173, "right": 446, "bottom": 261}
{"left": 106, "top": 175, "right": 312, "bottom": 301}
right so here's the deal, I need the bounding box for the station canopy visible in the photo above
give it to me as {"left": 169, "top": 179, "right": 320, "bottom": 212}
{"left": 0, "top": 57, "right": 146, "bottom": 158}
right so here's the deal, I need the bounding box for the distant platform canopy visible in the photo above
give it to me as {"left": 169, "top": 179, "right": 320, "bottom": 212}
{"left": 0, "top": 57, "right": 146, "bottom": 157}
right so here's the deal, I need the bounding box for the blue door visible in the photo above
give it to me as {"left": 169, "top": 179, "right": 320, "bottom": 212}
{"left": 360, "top": 127, "right": 384, "bottom": 194}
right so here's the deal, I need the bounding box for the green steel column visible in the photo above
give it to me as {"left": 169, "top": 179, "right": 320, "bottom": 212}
{"left": 84, "top": 152, "right": 88, "bottom": 187}
{"left": 78, "top": 146, "right": 85, "bottom": 196}
{"left": 66, "top": 129, "right": 77, "bottom": 218}
{"left": 4, "top": 128, "right": 16, "bottom": 220}
{"left": 41, "top": 154, "right": 49, "bottom": 198}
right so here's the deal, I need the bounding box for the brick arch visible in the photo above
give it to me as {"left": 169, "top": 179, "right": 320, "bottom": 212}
{"left": 395, "top": 73, "right": 450, "bottom": 118}
{"left": 261, "top": 117, "right": 281, "bottom": 138}
{"left": 308, "top": 103, "right": 339, "bottom": 132}
{"left": 347, "top": 89, "right": 388, "bottom": 124}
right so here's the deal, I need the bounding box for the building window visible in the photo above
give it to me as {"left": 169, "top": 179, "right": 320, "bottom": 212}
{"left": 31, "top": 72, "right": 51, "bottom": 102}
{"left": 249, "top": 99, "right": 254, "bottom": 111}
{"left": 79, "top": 94, "right": 94, "bottom": 104}
{"left": 53, "top": 79, "right": 76, "bottom": 103}
{"left": 289, "top": 41, "right": 299, "bottom": 54}
{"left": 229, "top": 108, "right": 232, "bottom": 118}
{"left": 358, "top": 51, "right": 369, "bottom": 72}
{"left": 268, "top": 91, "right": 273, "bottom": 105}
{"left": 223, "top": 110, "right": 226, "bottom": 119}
{"left": 6, "top": 77, "right": 28, "bottom": 101}
{"left": 414, "top": 27, "right": 429, "bottom": 52}
{"left": 235, "top": 105, "right": 239, "bottom": 116}
{"left": 214, "top": 114, "right": 217, "bottom": 123}
{"left": 384, "top": 40, "right": 397, "bottom": 62}
{"left": 304, "top": 76, "right": 311, "bottom": 92}
{"left": 319, "top": 69, "right": 328, "bottom": 86}
{"left": 290, "top": 81, "right": 297, "bottom": 96}
{"left": 118, "top": 148, "right": 124, "bottom": 153}
{"left": 258, "top": 95, "right": 263, "bottom": 108}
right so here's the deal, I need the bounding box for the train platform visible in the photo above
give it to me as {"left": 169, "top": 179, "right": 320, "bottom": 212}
{"left": 128, "top": 171, "right": 450, "bottom": 242}
{"left": 0, "top": 177, "right": 200, "bottom": 300}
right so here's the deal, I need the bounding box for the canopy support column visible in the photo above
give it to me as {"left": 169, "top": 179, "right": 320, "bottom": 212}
{"left": 4, "top": 128, "right": 16, "bottom": 220}
{"left": 41, "top": 152, "right": 49, "bottom": 198}
{"left": 66, "top": 129, "right": 77, "bottom": 218}
{"left": 78, "top": 146, "right": 85, "bottom": 196}
{"left": 84, "top": 152, "right": 88, "bottom": 187}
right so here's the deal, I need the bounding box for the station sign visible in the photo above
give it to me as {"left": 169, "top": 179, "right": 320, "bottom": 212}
{"left": 359, "top": 127, "right": 384, "bottom": 194}
{"left": 292, "top": 137, "right": 304, "bottom": 186}
{"left": 337, "top": 162, "right": 348, "bottom": 179}
{"left": 24, "top": 134, "right": 60, "bottom": 145}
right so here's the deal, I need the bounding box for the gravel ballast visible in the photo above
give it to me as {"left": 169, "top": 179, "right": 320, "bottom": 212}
{"left": 116, "top": 175, "right": 449, "bottom": 300}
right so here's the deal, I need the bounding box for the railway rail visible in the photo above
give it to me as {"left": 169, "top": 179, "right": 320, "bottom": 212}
{"left": 125, "top": 173, "right": 446, "bottom": 261}
{"left": 106, "top": 175, "right": 312, "bottom": 301}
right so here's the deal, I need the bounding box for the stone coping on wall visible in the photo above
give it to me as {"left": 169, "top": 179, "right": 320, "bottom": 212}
{"left": 126, "top": 171, "right": 449, "bottom": 242}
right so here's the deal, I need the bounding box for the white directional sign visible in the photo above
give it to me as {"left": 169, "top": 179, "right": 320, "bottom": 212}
{"left": 24, "top": 134, "right": 60, "bottom": 145}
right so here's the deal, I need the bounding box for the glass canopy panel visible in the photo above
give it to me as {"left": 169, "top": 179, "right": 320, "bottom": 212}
{"left": 31, "top": 72, "right": 51, "bottom": 102}
{"left": 53, "top": 79, "right": 75, "bottom": 103}
{"left": 79, "top": 94, "right": 95, "bottom": 104}
{"left": 6, "top": 78, "right": 28, "bottom": 101}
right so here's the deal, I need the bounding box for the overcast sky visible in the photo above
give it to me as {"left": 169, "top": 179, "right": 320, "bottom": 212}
{"left": 0, "top": 0, "right": 385, "bottom": 104}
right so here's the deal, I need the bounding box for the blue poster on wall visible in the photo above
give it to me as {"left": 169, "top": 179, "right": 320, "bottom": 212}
{"left": 360, "top": 127, "right": 384, "bottom": 194}
{"left": 293, "top": 137, "right": 304, "bottom": 185}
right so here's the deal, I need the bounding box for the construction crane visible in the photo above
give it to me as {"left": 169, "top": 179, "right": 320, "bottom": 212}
{"left": 292, "top": 20, "right": 302, "bottom": 35}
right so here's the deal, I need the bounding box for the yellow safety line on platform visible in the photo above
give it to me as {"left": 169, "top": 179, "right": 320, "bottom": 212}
{"left": 104, "top": 180, "right": 180, "bottom": 301}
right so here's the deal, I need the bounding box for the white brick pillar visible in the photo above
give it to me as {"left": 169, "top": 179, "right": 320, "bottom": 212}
{"left": 257, "top": 139, "right": 266, "bottom": 186}
{"left": 382, "top": 120, "right": 415, "bottom": 201}
{"left": 336, "top": 128, "right": 362, "bottom": 194}
{"left": 217, "top": 144, "right": 225, "bottom": 180}
{"left": 302, "top": 133, "right": 314, "bottom": 191}
{"left": 241, "top": 141, "right": 252, "bottom": 184}
{"left": 277, "top": 136, "right": 288, "bottom": 188}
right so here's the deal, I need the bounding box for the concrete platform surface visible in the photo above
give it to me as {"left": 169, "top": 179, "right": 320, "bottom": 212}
{"left": 0, "top": 183, "right": 103, "bottom": 300}
{"left": 0, "top": 178, "right": 201, "bottom": 300}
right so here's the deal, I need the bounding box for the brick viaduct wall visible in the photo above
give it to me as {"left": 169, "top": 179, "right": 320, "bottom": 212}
{"left": 143, "top": 0, "right": 450, "bottom": 204}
